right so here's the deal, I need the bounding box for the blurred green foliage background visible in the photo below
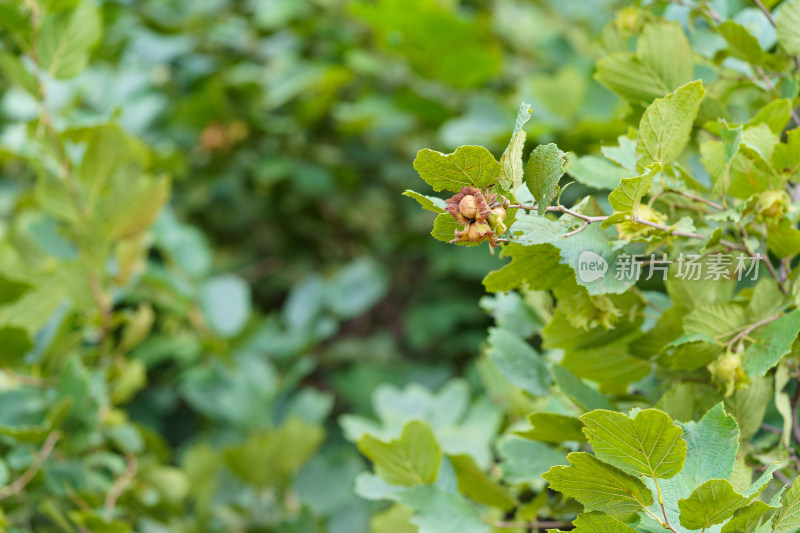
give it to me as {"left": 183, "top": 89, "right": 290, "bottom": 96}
{"left": 0, "top": 0, "right": 654, "bottom": 530}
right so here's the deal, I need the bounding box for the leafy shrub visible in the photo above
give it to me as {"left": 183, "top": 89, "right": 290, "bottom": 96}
{"left": 358, "top": 0, "right": 800, "bottom": 531}
{"left": 6, "top": 0, "right": 800, "bottom": 532}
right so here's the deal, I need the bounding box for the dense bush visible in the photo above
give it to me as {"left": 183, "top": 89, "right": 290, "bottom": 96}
{"left": 5, "top": 0, "right": 800, "bottom": 532}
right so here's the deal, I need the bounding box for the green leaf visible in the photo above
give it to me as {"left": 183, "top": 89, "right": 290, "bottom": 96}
{"left": 370, "top": 504, "right": 417, "bottom": 533}
{"left": 581, "top": 408, "right": 687, "bottom": 479}
{"left": 751, "top": 99, "right": 792, "bottom": 134}
{"left": 517, "top": 412, "right": 586, "bottom": 443}
{"left": 566, "top": 153, "right": 632, "bottom": 190}
{"left": 199, "top": 274, "right": 251, "bottom": 338}
{"left": 572, "top": 512, "right": 639, "bottom": 533}
{"left": 223, "top": 418, "right": 325, "bottom": 487}
{"left": 777, "top": 0, "right": 800, "bottom": 56}
{"left": 594, "top": 53, "right": 669, "bottom": 106}
{"left": 683, "top": 303, "right": 748, "bottom": 342}
{"left": 719, "top": 21, "right": 764, "bottom": 64}
{"left": 552, "top": 364, "right": 614, "bottom": 412}
{"left": 431, "top": 213, "right": 477, "bottom": 246}
{"left": 724, "top": 375, "right": 772, "bottom": 441}
{"left": 0, "top": 327, "right": 33, "bottom": 366}
{"left": 542, "top": 452, "right": 654, "bottom": 515}
{"left": 743, "top": 310, "right": 800, "bottom": 376}
{"left": 483, "top": 243, "right": 571, "bottom": 292}
{"left": 449, "top": 454, "right": 516, "bottom": 511}
{"left": 398, "top": 486, "right": 490, "bottom": 533}
{"left": 486, "top": 327, "right": 549, "bottom": 396}
{"left": 595, "top": 22, "right": 692, "bottom": 105}
{"left": 771, "top": 480, "right": 800, "bottom": 532}
{"left": 325, "top": 257, "right": 389, "bottom": 319}
{"left": 637, "top": 80, "right": 705, "bottom": 169}
{"left": 357, "top": 420, "right": 441, "bottom": 487}
{"left": 608, "top": 163, "right": 660, "bottom": 214}
{"left": 677, "top": 403, "right": 739, "bottom": 490}
{"left": 636, "top": 22, "right": 694, "bottom": 96}
{"left": 0, "top": 51, "right": 38, "bottom": 96}
{"left": 403, "top": 190, "right": 446, "bottom": 213}
{"left": 602, "top": 135, "right": 639, "bottom": 172}
{"left": 767, "top": 219, "right": 800, "bottom": 259}
{"left": 413, "top": 145, "right": 501, "bottom": 192}
{"left": 721, "top": 500, "right": 776, "bottom": 533}
{"left": 498, "top": 102, "right": 533, "bottom": 197}
{"left": 38, "top": 0, "right": 102, "bottom": 79}
{"left": 498, "top": 437, "right": 568, "bottom": 485}
{"left": 525, "top": 143, "right": 566, "bottom": 213}
{"left": 678, "top": 479, "right": 748, "bottom": 530}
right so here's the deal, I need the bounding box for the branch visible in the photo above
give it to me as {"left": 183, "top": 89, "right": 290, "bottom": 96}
{"left": 791, "top": 380, "right": 800, "bottom": 447}
{"left": 755, "top": 65, "right": 800, "bottom": 127}
{"left": 664, "top": 189, "right": 723, "bottom": 211}
{"left": 726, "top": 312, "right": 783, "bottom": 350}
{"left": 104, "top": 453, "right": 138, "bottom": 522}
{"left": 753, "top": 0, "right": 800, "bottom": 71}
{"left": 0, "top": 431, "right": 60, "bottom": 500}
{"left": 484, "top": 517, "right": 572, "bottom": 529}
{"left": 663, "top": 0, "right": 722, "bottom": 22}
{"left": 25, "top": 0, "right": 112, "bottom": 337}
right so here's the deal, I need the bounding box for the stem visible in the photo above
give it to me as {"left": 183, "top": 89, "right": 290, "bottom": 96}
{"left": 25, "top": 0, "right": 112, "bottom": 336}
{"left": 507, "top": 204, "right": 786, "bottom": 290}
{"left": 663, "top": 0, "right": 722, "bottom": 21}
{"left": 484, "top": 518, "right": 572, "bottom": 529}
{"left": 727, "top": 313, "right": 783, "bottom": 349}
{"left": 755, "top": 65, "right": 800, "bottom": 126}
{"left": 753, "top": 0, "right": 800, "bottom": 71}
{"left": 791, "top": 380, "right": 800, "bottom": 446}
{"left": 104, "top": 453, "right": 138, "bottom": 521}
{"left": 654, "top": 478, "right": 679, "bottom": 533}
{"left": 0, "top": 431, "right": 60, "bottom": 500}
{"left": 663, "top": 189, "right": 723, "bottom": 211}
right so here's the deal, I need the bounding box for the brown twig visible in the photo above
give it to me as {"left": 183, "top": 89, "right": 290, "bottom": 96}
{"left": 663, "top": 0, "right": 722, "bottom": 22}
{"left": 0, "top": 431, "right": 60, "bottom": 500}
{"left": 485, "top": 518, "right": 572, "bottom": 529}
{"left": 726, "top": 313, "right": 783, "bottom": 350}
{"left": 25, "top": 0, "right": 112, "bottom": 337}
{"left": 791, "top": 380, "right": 800, "bottom": 447}
{"left": 663, "top": 189, "right": 723, "bottom": 210}
{"left": 755, "top": 65, "right": 800, "bottom": 126}
{"left": 104, "top": 453, "right": 138, "bottom": 521}
{"left": 753, "top": 0, "right": 800, "bottom": 71}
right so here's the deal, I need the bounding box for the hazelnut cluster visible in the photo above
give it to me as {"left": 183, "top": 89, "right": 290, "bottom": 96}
{"left": 445, "top": 186, "right": 509, "bottom": 246}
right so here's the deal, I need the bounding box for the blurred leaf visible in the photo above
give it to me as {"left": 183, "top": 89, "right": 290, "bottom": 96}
{"left": 486, "top": 327, "right": 549, "bottom": 396}
{"left": 358, "top": 420, "right": 441, "bottom": 487}
{"left": 224, "top": 418, "right": 325, "bottom": 487}
{"left": 397, "top": 485, "right": 490, "bottom": 533}
{"left": 38, "top": 0, "right": 101, "bottom": 79}
{"left": 325, "top": 258, "right": 389, "bottom": 319}
{"left": 777, "top": 0, "right": 800, "bottom": 56}
{"left": 449, "top": 454, "right": 515, "bottom": 510}
{"left": 518, "top": 412, "right": 586, "bottom": 443}
{"left": 200, "top": 274, "right": 251, "bottom": 338}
